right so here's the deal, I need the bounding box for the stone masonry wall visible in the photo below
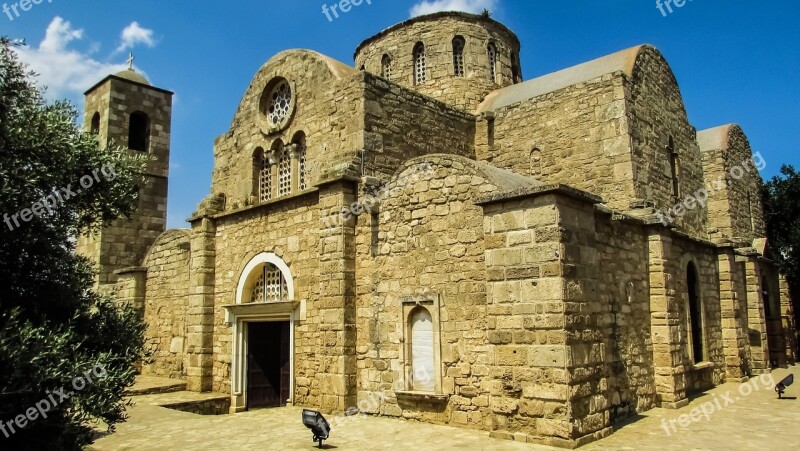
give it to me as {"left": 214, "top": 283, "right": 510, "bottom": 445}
{"left": 593, "top": 214, "right": 657, "bottom": 421}
{"left": 141, "top": 230, "right": 192, "bottom": 379}
{"left": 701, "top": 126, "right": 766, "bottom": 243}
{"left": 362, "top": 73, "right": 476, "bottom": 179}
{"left": 212, "top": 50, "right": 363, "bottom": 210}
{"left": 355, "top": 157, "right": 492, "bottom": 427}
{"left": 479, "top": 74, "right": 636, "bottom": 212}
{"left": 628, "top": 47, "right": 707, "bottom": 237}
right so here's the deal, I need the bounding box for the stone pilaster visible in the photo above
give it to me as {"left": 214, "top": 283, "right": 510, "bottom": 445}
{"left": 185, "top": 217, "right": 216, "bottom": 392}
{"left": 317, "top": 181, "right": 358, "bottom": 412}
{"left": 742, "top": 256, "right": 770, "bottom": 373}
{"left": 647, "top": 229, "right": 687, "bottom": 408}
{"left": 716, "top": 249, "right": 750, "bottom": 380}
{"left": 779, "top": 274, "right": 797, "bottom": 364}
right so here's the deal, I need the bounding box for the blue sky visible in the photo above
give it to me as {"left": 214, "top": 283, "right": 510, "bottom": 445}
{"left": 4, "top": 0, "right": 799, "bottom": 229}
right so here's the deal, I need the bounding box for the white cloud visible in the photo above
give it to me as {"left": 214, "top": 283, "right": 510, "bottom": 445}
{"left": 115, "top": 21, "right": 156, "bottom": 54}
{"left": 13, "top": 18, "right": 153, "bottom": 103}
{"left": 410, "top": 0, "right": 497, "bottom": 17}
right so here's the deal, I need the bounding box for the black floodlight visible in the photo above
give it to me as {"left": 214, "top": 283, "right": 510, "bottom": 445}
{"left": 302, "top": 409, "right": 331, "bottom": 448}
{"left": 775, "top": 374, "right": 794, "bottom": 399}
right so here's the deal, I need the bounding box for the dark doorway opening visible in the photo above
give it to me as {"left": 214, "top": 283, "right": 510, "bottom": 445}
{"left": 687, "top": 263, "right": 704, "bottom": 364}
{"left": 247, "top": 321, "right": 290, "bottom": 409}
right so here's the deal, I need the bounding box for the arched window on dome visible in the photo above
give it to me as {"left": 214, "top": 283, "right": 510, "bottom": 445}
{"left": 413, "top": 42, "right": 426, "bottom": 85}
{"left": 452, "top": 36, "right": 465, "bottom": 77}
{"left": 90, "top": 112, "right": 100, "bottom": 135}
{"left": 128, "top": 111, "right": 150, "bottom": 152}
{"left": 487, "top": 42, "right": 498, "bottom": 83}
{"left": 381, "top": 54, "right": 392, "bottom": 79}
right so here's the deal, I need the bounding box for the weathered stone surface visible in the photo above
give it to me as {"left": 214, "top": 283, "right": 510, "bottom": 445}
{"left": 78, "top": 10, "right": 791, "bottom": 449}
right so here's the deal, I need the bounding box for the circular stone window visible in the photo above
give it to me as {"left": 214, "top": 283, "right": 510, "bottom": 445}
{"left": 258, "top": 78, "right": 295, "bottom": 133}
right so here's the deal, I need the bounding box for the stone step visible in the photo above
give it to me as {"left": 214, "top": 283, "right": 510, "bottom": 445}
{"left": 125, "top": 376, "right": 188, "bottom": 396}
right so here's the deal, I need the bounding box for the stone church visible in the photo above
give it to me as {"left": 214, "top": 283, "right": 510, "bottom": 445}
{"left": 78, "top": 12, "right": 796, "bottom": 448}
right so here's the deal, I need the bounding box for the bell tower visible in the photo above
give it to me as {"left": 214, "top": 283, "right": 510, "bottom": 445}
{"left": 77, "top": 57, "right": 174, "bottom": 287}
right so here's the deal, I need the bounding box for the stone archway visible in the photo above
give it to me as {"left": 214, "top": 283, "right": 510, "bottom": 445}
{"left": 224, "top": 252, "right": 298, "bottom": 412}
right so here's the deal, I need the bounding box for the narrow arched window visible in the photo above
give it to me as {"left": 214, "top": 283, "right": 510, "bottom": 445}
{"left": 414, "top": 43, "right": 426, "bottom": 85}
{"left": 687, "top": 262, "right": 704, "bottom": 363}
{"left": 409, "top": 307, "right": 435, "bottom": 392}
{"left": 90, "top": 112, "right": 100, "bottom": 135}
{"left": 487, "top": 42, "right": 498, "bottom": 82}
{"left": 381, "top": 54, "right": 392, "bottom": 79}
{"left": 250, "top": 263, "right": 288, "bottom": 303}
{"left": 668, "top": 137, "right": 680, "bottom": 198}
{"left": 452, "top": 36, "right": 465, "bottom": 77}
{"left": 277, "top": 141, "right": 292, "bottom": 197}
{"left": 293, "top": 132, "right": 307, "bottom": 191}
{"left": 128, "top": 111, "right": 150, "bottom": 151}
{"left": 762, "top": 276, "right": 772, "bottom": 318}
{"left": 255, "top": 147, "right": 272, "bottom": 202}
{"left": 530, "top": 148, "right": 542, "bottom": 177}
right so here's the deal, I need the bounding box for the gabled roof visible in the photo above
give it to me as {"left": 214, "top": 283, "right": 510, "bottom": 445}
{"left": 476, "top": 45, "right": 648, "bottom": 113}
{"left": 697, "top": 124, "right": 737, "bottom": 152}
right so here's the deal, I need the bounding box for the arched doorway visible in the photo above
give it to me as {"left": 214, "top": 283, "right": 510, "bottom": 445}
{"left": 687, "top": 262, "right": 704, "bottom": 364}
{"left": 224, "top": 253, "right": 298, "bottom": 412}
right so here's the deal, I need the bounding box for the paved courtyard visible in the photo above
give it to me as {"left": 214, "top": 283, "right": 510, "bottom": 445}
{"left": 91, "top": 367, "right": 800, "bottom": 450}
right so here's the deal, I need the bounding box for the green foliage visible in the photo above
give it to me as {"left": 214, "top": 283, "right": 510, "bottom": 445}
{"left": 0, "top": 37, "right": 147, "bottom": 449}
{"left": 762, "top": 165, "right": 800, "bottom": 295}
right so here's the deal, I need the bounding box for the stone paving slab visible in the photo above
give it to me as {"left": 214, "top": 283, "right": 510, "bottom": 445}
{"left": 91, "top": 367, "right": 800, "bottom": 450}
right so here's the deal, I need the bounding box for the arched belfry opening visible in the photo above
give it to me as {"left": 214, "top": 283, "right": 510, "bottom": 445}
{"left": 128, "top": 111, "right": 150, "bottom": 151}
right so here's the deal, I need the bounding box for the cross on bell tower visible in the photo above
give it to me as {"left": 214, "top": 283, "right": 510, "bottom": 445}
{"left": 127, "top": 52, "right": 135, "bottom": 70}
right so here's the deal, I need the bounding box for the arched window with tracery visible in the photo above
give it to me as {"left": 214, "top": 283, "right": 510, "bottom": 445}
{"left": 381, "top": 54, "right": 392, "bottom": 79}
{"left": 487, "top": 42, "right": 498, "bottom": 82}
{"left": 413, "top": 42, "right": 426, "bottom": 85}
{"left": 278, "top": 141, "right": 292, "bottom": 197}
{"left": 292, "top": 132, "right": 307, "bottom": 191}
{"left": 452, "top": 36, "right": 465, "bottom": 77}
{"left": 249, "top": 263, "right": 288, "bottom": 303}
{"left": 254, "top": 147, "right": 272, "bottom": 202}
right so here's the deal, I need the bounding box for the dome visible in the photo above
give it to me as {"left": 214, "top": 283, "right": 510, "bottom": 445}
{"left": 114, "top": 68, "right": 150, "bottom": 86}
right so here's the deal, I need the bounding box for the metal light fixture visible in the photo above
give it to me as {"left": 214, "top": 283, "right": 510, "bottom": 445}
{"left": 301, "top": 409, "right": 331, "bottom": 448}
